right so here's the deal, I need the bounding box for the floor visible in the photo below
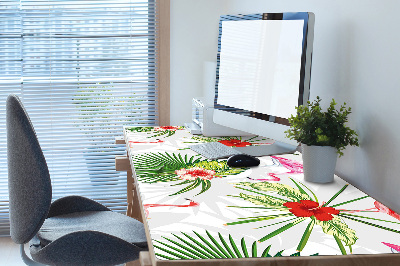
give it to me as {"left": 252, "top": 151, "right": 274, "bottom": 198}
{"left": 0, "top": 237, "right": 25, "bottom": 266}
{"left": 0, "top": 236, "right": 140, "bottom": 266}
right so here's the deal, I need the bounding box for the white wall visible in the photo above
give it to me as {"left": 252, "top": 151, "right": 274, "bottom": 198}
{"left": 170, "top": 0, "right": 400, "bottom": 213}
{"left": 170, "top": 0, "right": 228, "bottom": 124}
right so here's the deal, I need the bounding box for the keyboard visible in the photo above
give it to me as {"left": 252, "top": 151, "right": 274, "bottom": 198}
{"left": 189, "top": 142, "right": 243, "bottom": 160}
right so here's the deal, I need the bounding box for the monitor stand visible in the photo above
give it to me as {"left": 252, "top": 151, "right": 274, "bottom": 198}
{"left": 233, "top": 141, "right": 298, "bottom": 157}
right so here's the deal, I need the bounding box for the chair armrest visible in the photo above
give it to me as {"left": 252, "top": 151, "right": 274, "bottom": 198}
{"left": 47, "top": 195, "right": 110, "bottom": 218}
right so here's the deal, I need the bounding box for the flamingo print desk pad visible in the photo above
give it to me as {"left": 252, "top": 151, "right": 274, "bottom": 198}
{"left": 124, "top": 126, "right": 400, "bottom": 261}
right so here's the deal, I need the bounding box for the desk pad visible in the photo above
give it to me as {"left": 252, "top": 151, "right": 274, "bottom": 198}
{"left": 124, "top": 126, "right": 400, "bottom": 260}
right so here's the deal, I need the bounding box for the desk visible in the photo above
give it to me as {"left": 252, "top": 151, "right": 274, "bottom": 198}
{"left": 120, "top": 126, "right": 400, "bottom": 266}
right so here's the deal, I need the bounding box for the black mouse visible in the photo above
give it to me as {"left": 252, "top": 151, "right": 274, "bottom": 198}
{"left": 227, "top": 154, "right": 260, "bottom": 167}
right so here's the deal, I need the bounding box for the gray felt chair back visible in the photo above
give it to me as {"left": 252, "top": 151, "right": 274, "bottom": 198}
{"left": 7, "top": 94, "right": 52, "bottom": 244}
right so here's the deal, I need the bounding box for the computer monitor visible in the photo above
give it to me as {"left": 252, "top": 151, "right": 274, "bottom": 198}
{"left": 213, "top": 12, "right": 315, "bottom": 156}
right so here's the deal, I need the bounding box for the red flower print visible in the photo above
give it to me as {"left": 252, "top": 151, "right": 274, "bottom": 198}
{"left": 283, "top": 200, "right": 340, "bottom": 221}
{"left": 218, "top": 139, "right": 252, "bottom": 147}
{"left": 175, "top": 167, "right": 218, "bottom": 181}
{"left": 154, "top": 126, "right": 180, "bottom": 131}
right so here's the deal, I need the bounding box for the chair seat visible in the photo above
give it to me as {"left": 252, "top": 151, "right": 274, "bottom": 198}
{"left": 37, "top": 211, "right": 147, "bottom": 248}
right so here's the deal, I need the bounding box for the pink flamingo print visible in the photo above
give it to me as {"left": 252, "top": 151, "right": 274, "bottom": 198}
{"left": 129, "top": 139, "right": 164, "bottom": 147}
{"left": 248, "top": 156, "right": 303, "bottom": 182}
{"left": 270, "top": 156, "right": 304, "bottom": 174}
{"left": 382, "top": 242, "right": 400, "bottom": 253}
{"left": 374, "top": 201, "right": 400, "bottom": 220}
{"left": 143, "top": 198, "right": 199, "bottom": 218}
{"left": 338, "top": 201, "right": 400, "bottom": 221}
{"left": 247, "top": 173, "right": 280, "bottom": 182}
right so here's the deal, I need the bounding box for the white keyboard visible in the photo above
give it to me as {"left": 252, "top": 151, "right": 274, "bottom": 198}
{"left": 189, "top": 142, "right": 243, "bottom": 160}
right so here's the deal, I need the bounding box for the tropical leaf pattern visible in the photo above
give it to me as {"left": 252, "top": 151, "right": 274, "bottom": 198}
{"left": 227, "top": 178, "right": 400, "bottom": 254}
{"left": 316, "top": 217, "right": 358, "bottom": 246}
{"left": 234, "top": 193, "right": 287, "bottom": 208}
{"left": 133, "top": 152, "right": 194, "bottom": 183}
{"left": 154, "top": 230, "right": 318, "bottom": 260}
{"left": 126, "top": 126, "right": 184, "bottom": 138}
{"left": 132, "top": 152, "right": 247, "bottom": 196}
{"left": 189, "top": 135, "right": 270, "bottom": 147}
{"left": 126, "top": 127, "right": 400, "bottom": 259}
{"left": 193, "top": 160, "right": 245, "bottom": 176}
{"left": 235, "top": 181, "right": 312, "bottom": 202}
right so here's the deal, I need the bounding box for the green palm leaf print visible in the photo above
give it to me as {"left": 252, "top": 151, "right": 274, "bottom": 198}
{"left": 126, "top": 126, "right": 153, "bottom": 133}
{"left": 316, "top": 217, "right": 358, "bottom": 246}
{"left": 234, "top": 193, "right": 288, "bottom": 208}
{"left": 153, "top": 230, "right": 318, "bottom": 260}
{"left": 133, "top": 152, "right": 196, "bottom": 183}
{"left": 234, "top": 180, "right": 313, "bottom": 202}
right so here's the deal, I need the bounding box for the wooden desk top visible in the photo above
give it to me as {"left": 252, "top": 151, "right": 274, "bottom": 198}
{"left": 124, "top": 126, "right": 400, "bottom": 265}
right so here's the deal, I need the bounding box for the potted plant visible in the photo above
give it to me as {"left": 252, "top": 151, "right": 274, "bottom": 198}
{"left": 285, "top": 96, "right": 359, "bottom": 183}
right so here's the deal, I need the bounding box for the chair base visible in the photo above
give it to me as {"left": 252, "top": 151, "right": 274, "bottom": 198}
{"left": 20, "top": 244, "right": 45, "bottom": 266}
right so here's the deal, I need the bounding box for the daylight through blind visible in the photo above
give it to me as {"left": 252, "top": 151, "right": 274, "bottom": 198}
{"left": 0, "top": 0, "right": 159, "bottom": 236}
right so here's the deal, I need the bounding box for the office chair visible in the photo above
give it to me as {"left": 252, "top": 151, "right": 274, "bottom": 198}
{"left": 6, "top": 94, "right": 148, "bottom": 265}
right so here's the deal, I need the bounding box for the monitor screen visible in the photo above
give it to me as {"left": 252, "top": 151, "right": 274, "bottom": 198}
{"left": 213, "top": 13, "right": 314, "bottom": 156}
{"left": 217, "top": 19, "right": 304, "bottom": 118}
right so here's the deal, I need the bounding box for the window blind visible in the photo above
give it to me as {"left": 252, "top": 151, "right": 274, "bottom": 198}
{"left": 0, "top": 0, "right": 159, "bottom": 236}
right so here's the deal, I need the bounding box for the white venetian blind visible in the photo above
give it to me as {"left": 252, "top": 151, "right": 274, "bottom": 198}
{"left": 0, "top": 0, "right": 159, "bottom": 236}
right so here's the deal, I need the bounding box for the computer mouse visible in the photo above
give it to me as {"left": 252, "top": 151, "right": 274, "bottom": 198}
{"left": 227, "top": 154, "right": 260, "bottom": 167}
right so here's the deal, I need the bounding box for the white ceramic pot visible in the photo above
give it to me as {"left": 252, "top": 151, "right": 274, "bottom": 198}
{"left": 301, "top": 144, "right": 338, "bottom": 183}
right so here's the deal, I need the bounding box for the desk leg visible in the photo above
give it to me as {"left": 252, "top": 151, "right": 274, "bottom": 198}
{"left": 116, "top": 140, "right": 151, "bottom": 266}
{"left": 115, "top": 155, "right": 143, "bottom": 222}
{"left": 127, "top": 169, "right": 143, "bottom": 223}
{"left": 124, "top": 252, "right": 151, "bottom": 266}
{"left": 125, "top": 174, "right": 152, "bottom": 266}
{"left": 125, "top": 259, "right": 140, "bottom": 266}
{"left": 126, "top": 169, "right": 134, "bottom": 217}
{"left": 139, "top": 252, "right": 152, "bottom": 266}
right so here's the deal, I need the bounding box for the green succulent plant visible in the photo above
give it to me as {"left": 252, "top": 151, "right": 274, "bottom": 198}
{"left": 285, "top": 97, "right": 359, "bottom": 157}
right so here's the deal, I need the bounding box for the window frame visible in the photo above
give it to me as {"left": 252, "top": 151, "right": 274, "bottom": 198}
{"left": 156, "top": 0, "right": 170, "bottom": 126}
